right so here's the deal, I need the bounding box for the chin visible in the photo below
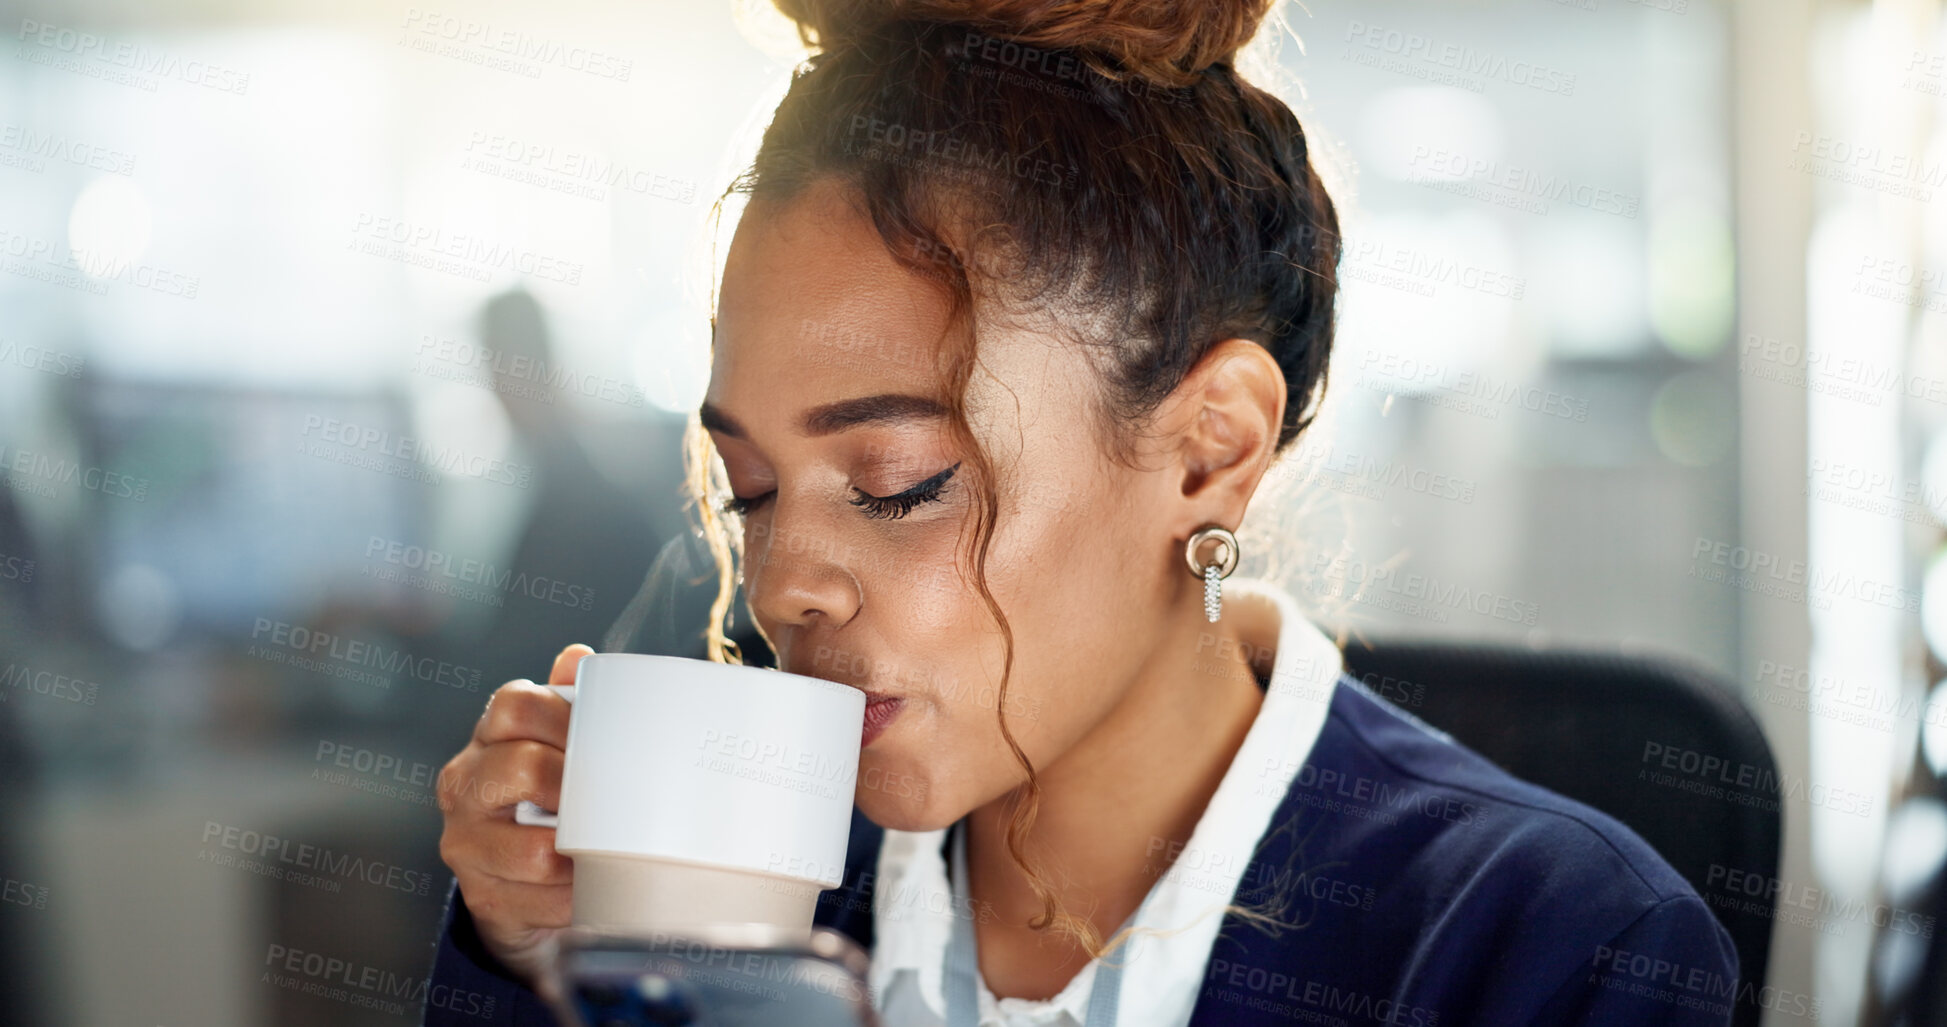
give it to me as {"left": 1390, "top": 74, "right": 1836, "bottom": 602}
{"left": 854, "top": 756, "right": 957, "bottom": 832}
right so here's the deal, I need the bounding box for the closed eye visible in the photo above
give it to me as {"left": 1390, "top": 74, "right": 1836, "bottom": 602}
{"left": 715, "top": 461, "right": 962, "bottom": 522}
{"left": 849, "top": 461, "right": 961, "bottom": 521}
{"left": 716, "top": 491, "right": 772, "bottom": 518}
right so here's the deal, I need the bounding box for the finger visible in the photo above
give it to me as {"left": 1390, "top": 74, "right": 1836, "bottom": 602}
{"left": 458, "top": 875, "right": 574, "bottom": 932}
{"left": 473, "top": 681, "right": 571, "bottom": 748}
{"left": 447, "top": 818, "right": 576, "bottom": 886}
{"left": 465, "top": 740, "right": 564, "bottom": 816}
{"left": 549, "top": 644, "right": 595, "bottom": 686}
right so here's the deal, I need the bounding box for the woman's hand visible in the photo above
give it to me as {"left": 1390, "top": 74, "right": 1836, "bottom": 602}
{"left": 436, "top": 643, "right": 593, "bottom": 987}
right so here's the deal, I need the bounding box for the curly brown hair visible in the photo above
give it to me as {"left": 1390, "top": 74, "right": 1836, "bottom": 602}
{"left": 686, "top": 0, "right": 1343, "bottom": 963}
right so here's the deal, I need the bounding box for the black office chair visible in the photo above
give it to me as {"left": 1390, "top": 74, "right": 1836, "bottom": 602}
{"left": 1341, "top": 641, "right": 1781, "bottom": 1027}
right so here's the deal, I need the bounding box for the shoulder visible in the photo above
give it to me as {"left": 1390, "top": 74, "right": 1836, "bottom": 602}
{"left": 1314, "top": 671, "right": 1704, "bottom": 910}
{"left": 1200, "top": 675, "right": 1739, "bottom": 1025}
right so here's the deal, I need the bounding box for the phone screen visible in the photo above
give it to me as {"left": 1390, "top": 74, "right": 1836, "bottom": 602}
{"left": 546, "top": 929, "right": 878, "bottom": 1027}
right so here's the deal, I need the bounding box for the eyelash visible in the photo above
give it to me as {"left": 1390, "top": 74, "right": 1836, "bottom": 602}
{"left": 717, "top": 462, "right": 962, "bottom": 522}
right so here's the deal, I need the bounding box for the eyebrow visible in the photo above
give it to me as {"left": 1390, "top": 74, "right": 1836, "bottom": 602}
{"left": 699, "top": 393, "right": 951, "bottom": 439}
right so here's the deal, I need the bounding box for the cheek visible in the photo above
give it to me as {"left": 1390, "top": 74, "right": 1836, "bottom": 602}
{"left": 850, "top": 467, "right": 1159, "bottom": 825}
{"left": 851, "top": 647, "right": 1036, "bottom": 830}
{"left": 973, "top": 482, "right": 1155, "bottom": 721}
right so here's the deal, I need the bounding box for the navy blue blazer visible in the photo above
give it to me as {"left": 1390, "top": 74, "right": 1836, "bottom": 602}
{"left": 420, "top": 676, "right": 1740, "bottom": 1026}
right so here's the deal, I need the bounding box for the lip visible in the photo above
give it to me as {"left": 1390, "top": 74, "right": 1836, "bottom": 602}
{"left": 783, "top": 659, "right": 904, "bottom": 745}
{"left": 862, "top": 697, "right": 905, "bottom": 748}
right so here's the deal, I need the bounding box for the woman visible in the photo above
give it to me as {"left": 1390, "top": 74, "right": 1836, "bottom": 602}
{"left": 423, "top": 1, "right": 1739, "bottom": 1024}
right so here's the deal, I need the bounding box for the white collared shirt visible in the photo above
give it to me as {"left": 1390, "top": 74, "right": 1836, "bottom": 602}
{"left": 866, "top": 577, "right": 1345, "bottom": 1027}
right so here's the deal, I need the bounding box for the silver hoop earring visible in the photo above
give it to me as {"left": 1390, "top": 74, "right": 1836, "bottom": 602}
{"left": 1183, "top": 525, "right": 1240, "bottom": 623}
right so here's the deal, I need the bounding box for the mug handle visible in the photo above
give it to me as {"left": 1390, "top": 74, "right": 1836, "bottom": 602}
{"left": 513, "top": 683, "right": 576, "bottom": 828}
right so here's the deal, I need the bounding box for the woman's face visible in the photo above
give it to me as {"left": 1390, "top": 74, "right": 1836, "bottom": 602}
{"left": 704, "top": 179, "right": 1201, "bottom": 832}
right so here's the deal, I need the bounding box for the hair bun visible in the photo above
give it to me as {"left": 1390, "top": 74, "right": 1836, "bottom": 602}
{"left": 771, "top": 0, "right": 1275, "bottom": 88}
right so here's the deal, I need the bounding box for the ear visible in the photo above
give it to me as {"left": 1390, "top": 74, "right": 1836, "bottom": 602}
{"left": 1154, "top": 338, "right": 1287, "bottom": 537}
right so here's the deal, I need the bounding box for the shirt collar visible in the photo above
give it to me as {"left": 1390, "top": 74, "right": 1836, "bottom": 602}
{"left": 867, "top": 576, "right": 1344, "bottom": 1026}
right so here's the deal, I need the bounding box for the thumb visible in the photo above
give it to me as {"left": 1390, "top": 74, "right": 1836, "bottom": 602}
{"left": 548, "top": 644, "right": 595, "bottom": 686}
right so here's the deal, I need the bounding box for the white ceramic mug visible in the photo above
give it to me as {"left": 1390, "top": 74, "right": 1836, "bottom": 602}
{"left": 513, "top": 653, "right": 865, "bottom": 937}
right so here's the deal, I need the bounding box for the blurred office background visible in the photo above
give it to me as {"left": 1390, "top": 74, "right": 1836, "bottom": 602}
{"left": 0, "top": 0, "right": 1941, "bottom": 1023}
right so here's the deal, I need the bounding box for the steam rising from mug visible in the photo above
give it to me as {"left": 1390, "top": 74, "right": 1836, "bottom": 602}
{"left": 602, "top": 529, "right": 728, "bottom": 659}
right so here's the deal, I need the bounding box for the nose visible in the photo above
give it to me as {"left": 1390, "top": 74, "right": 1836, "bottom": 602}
{"left": 742, "top": 514, "right": 862, "bottom": 632}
